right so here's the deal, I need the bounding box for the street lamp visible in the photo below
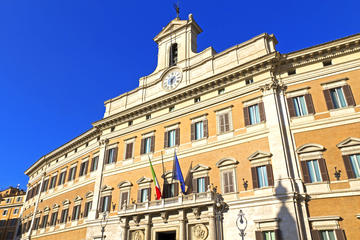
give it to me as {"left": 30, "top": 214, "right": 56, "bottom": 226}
{"left": 100, "top": 211, "right": 108, "bottom": 240}
{"left": 236, "top": 210, "right": 247, "bottom": 240}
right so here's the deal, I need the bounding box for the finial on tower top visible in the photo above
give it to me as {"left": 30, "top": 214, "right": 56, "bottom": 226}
{"left": 173, "top": 1, "right": 180, "bottom": 19}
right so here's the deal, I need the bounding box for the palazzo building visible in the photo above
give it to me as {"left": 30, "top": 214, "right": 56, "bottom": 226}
{"left": 0, "top": 187, "right": 25, "bottom": 240}
{"left": 20, "top": 14, "right": 360, "bottom": 240}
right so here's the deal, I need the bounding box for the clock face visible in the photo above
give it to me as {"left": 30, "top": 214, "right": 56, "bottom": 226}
{"left": 162, "top": 70, "right": 182, "bottom": 91}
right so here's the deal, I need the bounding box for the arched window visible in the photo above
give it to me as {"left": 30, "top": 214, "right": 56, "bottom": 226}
{"left": 169, "top": 43, "right": 178, "bottom": 67}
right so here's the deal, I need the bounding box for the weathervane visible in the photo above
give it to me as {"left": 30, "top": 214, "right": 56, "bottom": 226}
{"left": 173, "top": 1, "right": 180, "bottom": 19}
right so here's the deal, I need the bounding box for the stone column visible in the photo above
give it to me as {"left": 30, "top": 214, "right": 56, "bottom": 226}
{"left": 144, "top": 214, "right": 151, "bottom": 240}
{"left": 120, "top": 217, "right": 128, "bottom": 240}
{"left": 179, "top": 210, "right": 186, "bottom": 240}
{"left": 88, "top": 138, "right": 108, "bottom": 220}
{"left": 208, "top": 206, "right": 216, "bottom": 240}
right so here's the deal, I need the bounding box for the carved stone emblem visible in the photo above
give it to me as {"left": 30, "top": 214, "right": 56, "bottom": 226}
{"left": 133, "top": 230, "right": 144, "bottom": 240}
{"left": 193, "top": 224, "right": 208, "bottom": 240}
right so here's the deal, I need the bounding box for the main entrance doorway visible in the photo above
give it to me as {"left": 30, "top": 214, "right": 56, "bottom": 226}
{"left": 156, "top": 231, "right": 176, "bottom": 240}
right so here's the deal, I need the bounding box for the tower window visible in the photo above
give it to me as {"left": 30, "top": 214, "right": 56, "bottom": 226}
{"left": 169, "top": 43, "right": 178, "bottom": 67}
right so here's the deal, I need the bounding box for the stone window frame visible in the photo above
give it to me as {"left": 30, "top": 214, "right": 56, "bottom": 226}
{"left": 79, "top": 157, "right": 90, "bottom": 177}
{"left": 58, "top": 167, "right": 68, "bottom": 186}
{"left": 248, "top": 151, "right": 274, "bottom": 189}
{"left": 118, "top": 181, "right": 133, "bottom": 209}
{"left": 216, "top": 158, "right": 239, "bottom": 194}
{"left": 214, "top": 106, "right": 234, "bottom": 135}
{"left": 62, "top": 199, "right": 71, "bottom": 210}
{"left": 191, "top": 164, "right": 211, "bottom": 193}
{"left": 67, "top": 162, "right": 78, "bottom": 182}
{"left": 123, "top": 137, "right": 136, "bottom": 160}
{"left": 190, "top": 114, "right": 209, "bottom": 142}
{"left": 105, "top": 143, "right": 119, "bottom": 165}
{"left": 321, "top": 78, "right": 356, "bottom": 111}
{"left": 337, "top": 137, "right": 360, "bottom": 179}
{"left": 84, "top": 191, "right": 93, "bottom": 218}
{"left": 309, "top": 216, "right": 346, "bottom": 240}
{"left": 254, "top": 218, "right": 280, "bottom": 240}
{"left": 242, "top": 97, "right": 266, "bottom": 127}
{"left": 161, "top": 171, "right": 179, "bottom": 197}
{"left": 136, "top": 177, "right": 153, "bottom": 202}
{"left": 140, "top": 131, "right": 156, "bottom": 155}
{"left": 296, "top": 143, "right": 329, "bottom": 184}
{"left": 285, "top": 87, "right": 316, "bottom": 118}
{"left": 164, "top": 123, "right": 181, "bottom": 148}
{"left": 99, "top": 185, "right": 114, "bottom": 213}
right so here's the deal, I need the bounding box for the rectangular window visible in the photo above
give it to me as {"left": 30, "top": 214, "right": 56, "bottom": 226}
{"left": 90, "top": 156, "right": 99, "bottom": 172}
{"left": 125, "top": 143, "right": 133, "bottom": 159}
{"left": 72, "top": 205, "right": 81, "bottom": 221}
{"left": 41, "top": 215, "right": 48, "bottom": 228}
{"left": 195, "top": 121, "right": 204, "bottom": 140}
{"left": 16, "top": 196, "right": 22, "bottom": 202}
{"left": 349, "top": 154, "right": 360, "bottom": 178}
{"left": 13, "top": 208, "right": 19, "bottom": 215}
{"left": 120, "top": 192, "right": 129, "bottom": 208}
{"left": 140, "top": 189, "right": 149, "bottom": 202}
{"left": 68, "top": 165, "right": 77, "bottom": 181}
{"left": 144, "top": 137, "right": 152, "bottom": 154}
{"left": 100, "top": 196, "right": 111, "bottom": 212}
{"left": 320, "top": 230, "right": 336, "bottom": 240}
{"left": 163, "top": 183, "right": 178, "bottom": 198}
{"left": 218, "top": 113, "right": 230, "bottom": 133}
{"left": 79, "top": 161, "right": 89, "bottom": 177}
{"left": 168, "top": 130, "right": 176, "bottom": 147}
{"left": 263, "top": 231, "right": 276, "bottom": 240}
{"left": 249, "top": 104, "right": 261, "bottom": 125}
{"left": 293, "top": 96, "right": 308, "bottom": 116}
{"left": 306, "top": 160, "right": 322, "bottom": 183}
{"left": 49, "top": 175, "right": 57, "bottom": 189}
{"left": 41, "top": 179, "right": 49, "bottom": 193}
{"left": 50, "top": 212, "right": 58, "bottom": 226}
{"left": 197, "top": 177, "right": 206, "bottom": 193}
{"left": 84, "top": 201, "right": 92, "bottom": 218}
{"left": 2, "top": 210, "right": 8, "bottom": 216}
{"left": 257, "top": 166, "right": 269, "bottom": 188}
{"left": 223, "top": 171, "right": 234, "bottom": 193}
{"left": 60, "top": 209, "right": 69, "bottom": 224}
{"left": 58, "top": 171, "right": 66, "bottom": 185}
{"left": 330, "top": 87, "right": 347, "bottom": 109}
{"left": 5, "top": 199, "right": 11, "bottom": 204}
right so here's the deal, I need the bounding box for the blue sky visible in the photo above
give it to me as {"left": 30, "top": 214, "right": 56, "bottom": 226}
{"left": 0, "top": 0, "right": 358, "bottom": 190}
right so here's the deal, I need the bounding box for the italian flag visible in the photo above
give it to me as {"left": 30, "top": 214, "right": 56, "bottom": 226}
{"left": 148, "top": 156, "right": 162, "bottom": 200}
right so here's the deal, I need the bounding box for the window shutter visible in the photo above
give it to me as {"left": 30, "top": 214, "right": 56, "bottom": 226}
{"left": 63, "top": 172, "right": 67, "bottom": 184}
{"left": 164, "top": 131, "right": 168, "bottom": 148}
{"left": 343, "top": 85, "right": 356, "bottom": 106}
{"left": 107, "top": 195, "right": 112, "bottom": 211}
{"left": 192, "top": 178, "right": 198, "bottom": 193}
{"left": 71, "top": 207, "right": 76, "bottom": 220}
{"left": 243, "top": 107, "right": 250, "bottom": 126}
{"left": 311, "top": 230, "right": 321, "bottom": 240}
{"left": 323, "top": 89, "right": 334, "bottom": 110}
{"left": 228, "top": 171, "right": 234, "bottom": 192}
{"left": 274, "top": 229, "right": 281, "bottom": 240}
{"left": 74, "top": 166, "right": 77, "bottom": 179}
{"left": 259, "top": 102, "right": 266, "bottom": 122}
{"left": 150, "top": 136, "right": 155, "bottom": 152}
{"left": 204, "top": 176, "right": 210, "bottom": 191}
{"left": 300, "top": 161, "right": 310, "bottom": 183}
{"left": 223, "top": 172, "right": 229, "bottom": 193}
{"left": 137, "top": 190, "right": 141, "bottom": 203}
{"left": 266, "top": 164, "right": 274, "bottom": 186}
{"left": 113, "top": 147, "right": 118, "bottom": 163}
{"left": 224, "top": 113, "right": 230, "bottom": 132}
{"left": 104, "top": 149, "right": 110, "bottom": 164}
{"left": 287, "top": 97, "right": 296, "bottom": 117}
{"left": 121, "top": 192, "right": 128, "bottom": 207}
{"left": 318, "top": 158, "right": 329, "bottom": 181}
{"left": 140, "top": 138, "right": 145, "bottom": 154}
{"left": 343, "top": 155, "right": 355, "bottom": 179}
{"left": 90, "top": 158, "right": 95, "bottom": 171}
{"left": 219, "top": 114, "right": 225, "bottom": 133}
{"left": 305, "top": 94, "right": 315, "bottom": 114}
{"left": 67, "top": 169, "right": 72, "bottom": 181}
{"left": 163, "top": 183, "right": 168, "bottom": 198}
{"left": 255, "top": 231, "right": 264, "bottom": 240}
{"left": 191, "top": 123, "right": 195, "bottom": 141}
{"left": 203, "top": 119, "right": 208, "bottom": 138}
{"left": 251, "top": 167, "right": 259, "bottom": 189}
{"left": 175, "top": 128, "right": 180, "bottom": 146}
{"left": 99, "top": 197, "right": 104, "bottom": 213}
{"left": 335, "top": 229, "right": 346, "bottom": 240}
{"left": 173, "top": 183, "right": 179, "bottom": 196}
{"left": 84, "top": 161, "right": 89, "bottom": 175}
{"left": 147, "top": 188, "right": 151, "bottom": 202}
{"left": 84, "top": 202, "right": 89, "bottom": 217}
{"left": 126, "top": 143, "right": 133, "bottom": 159}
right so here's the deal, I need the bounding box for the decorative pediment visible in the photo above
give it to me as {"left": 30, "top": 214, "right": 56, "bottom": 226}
{"left": 191, "top": 164, "right": 211, "bottom": 173}
{"left": 216, "top": 158, "right": 239, "bottom": 168}
{"left": 296, "top": 144, "right": 325, "bottom": 154}
{"left": 74, "top": 195, "right": 83, "bottom": 202}
{"left": 52, "top": 203, "right": 60, "bottom": 209}
{"left": 85, "top": 191, "right": 94, "bottom": 199}
{"left": 248, "top": 151, "right": 272, "bottom": 161}
{"left": 162, "top": 171, "right": 174, "bottom": 179}
{"left": 136, "top": 176, "right": 153, "bottom": 185}
{"left": 101, "top": 185, "right": 114, "bottom": 192}
{"left": 118, "top": 180, "right": 133, "bottom": 189}
{"left": 62, "top": 199, "right": 71, "bottom": 206}
{"left": 337, "top": 137, "right": 360, "bottom": 148}
{"left": 43, "top": 206, "right": 50, "bottom": 212}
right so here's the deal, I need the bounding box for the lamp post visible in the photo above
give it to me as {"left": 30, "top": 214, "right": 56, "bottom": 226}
{"left": 100, "top": 211, "right": 108, "bottom": 240}
{"left": 215, "top": 193, "right": 226, "bottom": 240}
{"left": 236, "top": 210, "right": 247, "bottom": 240}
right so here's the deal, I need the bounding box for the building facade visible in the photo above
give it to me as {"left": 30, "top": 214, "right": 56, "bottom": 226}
{"left": 21, "top": 15, "right": 360, "bottom": 240}
{"left": 0, "top": 187, "right": 25, "bottom": 240}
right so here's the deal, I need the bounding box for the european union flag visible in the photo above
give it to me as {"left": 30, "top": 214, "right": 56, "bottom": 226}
{"left": 172, "top": 151, "right": 186, "bottom": 194}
